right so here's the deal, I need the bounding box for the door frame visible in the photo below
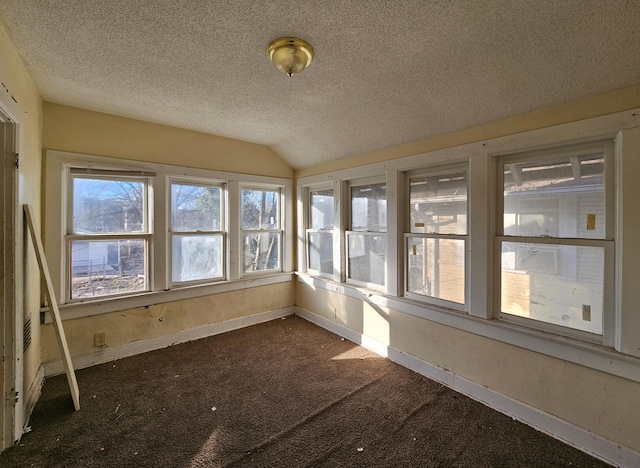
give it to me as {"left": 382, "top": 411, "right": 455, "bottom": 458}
{"left": 0, "top": 101, "right": 23, "bottom": 450}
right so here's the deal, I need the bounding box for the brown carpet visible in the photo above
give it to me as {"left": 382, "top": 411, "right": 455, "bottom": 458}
{"left": 0, "top": 316, "right": 609, "bottom": 467}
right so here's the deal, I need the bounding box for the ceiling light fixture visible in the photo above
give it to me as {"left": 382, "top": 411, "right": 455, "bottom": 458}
{"left": 268, "top": 37, "right": 314, "bottom": 77}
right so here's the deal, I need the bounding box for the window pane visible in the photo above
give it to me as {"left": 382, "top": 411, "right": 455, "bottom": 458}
{"left": 503, "top": 153, "right": 605, "bottom": 239}
{"left": 241, "top": 189, "right": 279, "bottom": 229}
{"left": 171, "top": 183, "right": 221, "bottom": 231}
{"left": 407, "top": 237, "right": 465, "bottom": 304}
{"left": 73, "top": 177, "right": 145, "bottom": 234}
{"left": 308, "top": 231, "right": 333, "bottom": 275}
{"left": 70, "top": 239, "right": 146, "bottom": 299}
{"left": 310, "top": 189, "right": 334, "bottom": 229}
{"left": 172, "top": 234, "right": 223, "bottom": 283}
{"left": 351, "top": 183, "right": 386, "bottom": 231}
{"left": 501, "top": 241, "right": 604, "bottom": 334}
{"left": 410, "top": 172, "right": 467, "bottom": 234}
{"left": 242, "top": 232, "right": 279, "bottom": 272}
{"left": 348, "top": 233, "right": 385, "bottom": 286}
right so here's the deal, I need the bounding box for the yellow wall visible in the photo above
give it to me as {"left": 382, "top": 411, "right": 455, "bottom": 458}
{"left": 41, "top": 282, "right": 295, "bottom": 362}
{"left": 296, "top": 83, "right": 640, "bottom": 178}
{"left": 294, "top": 84, "right": 640, "bottom": 457}
{"left": 43, "top": 102, "right": 293, "bottom": 178}
{"left": 39, "top": 103, "right": 296, "bottom": 367}
{"left": 296, "top": 284, "right": 640, "bottom": 452}
{"left": 0, "top": 21, "right": 43, "bottom": 444}
{"left": 6, "top": 14, "right": 639, "bottom": 458}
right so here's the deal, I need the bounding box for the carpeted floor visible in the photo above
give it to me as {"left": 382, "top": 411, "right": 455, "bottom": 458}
{"left": 0, "top": 316, "right": 609, "bottom": 467}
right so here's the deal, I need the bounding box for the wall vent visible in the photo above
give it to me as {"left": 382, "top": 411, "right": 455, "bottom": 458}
{"left": 23, "top": 317, "right": 32, "bottom": 351}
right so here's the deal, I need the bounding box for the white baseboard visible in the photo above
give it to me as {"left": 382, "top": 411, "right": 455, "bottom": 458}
{"left": 44, "top": 306, "right": 294, "bottom": 377}
{"left": 295, "top": 306, "right": 640, "bottom": 468}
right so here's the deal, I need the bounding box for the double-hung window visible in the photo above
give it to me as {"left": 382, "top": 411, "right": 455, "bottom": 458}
{"left": 169, "top": 180, "right": 225, "bottom": 285}
{"left": 307, "top": 187, "right": 334, "bottom": 277}
{"left": 241, "top": 187, "right": 282, "bottom": 274}
{"left": 497, "top": 141, "right": 614, "bottom": 339}
{"left": 405, "top": 168, "right": 468, "bottom": 306}
{"left": 68, "top": 169, "right": 152, "bottom": 301}
{"left": 346, "top": 180, "right": 387, "bottom": 288}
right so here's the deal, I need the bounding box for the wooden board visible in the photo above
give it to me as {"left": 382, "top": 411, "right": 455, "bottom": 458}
{"left": 24, "top": 204, "right": 80, "bottom": 411}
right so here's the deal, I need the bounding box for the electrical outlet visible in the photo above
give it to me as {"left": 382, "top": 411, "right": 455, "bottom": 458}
{"left": 94, "top": 332, "right": 107, "bottom": 347}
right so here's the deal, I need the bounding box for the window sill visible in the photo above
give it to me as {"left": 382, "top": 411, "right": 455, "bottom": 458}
{"left": 42, "top": 273, "right": 294, "bottom": 323}
{"left": 296, "top": 273, "right": 640, "bottom": 384}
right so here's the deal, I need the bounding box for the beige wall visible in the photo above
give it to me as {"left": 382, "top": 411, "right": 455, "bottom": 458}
{"left": 296, "top": 83, "right": 640, "bottom": 178}
{"left": 41, "top": 281, "right": 295, "bottom": 362}
{"left": 0, "top": 21, "right": 43, "bottom": 445}
{"left": 43, "top": 102, "right": 293, "bottom": 179}
{"left": 294, "top": 85, "right": 640, "bottom": 457}
{"left": 296, "top": 283, "right": 640, "bottom": 452}
{"left": 39, "top": 102, "right": 296, "bottom": 366}
{"left": 5, "top": 13, "right": 639, "bottom": 458}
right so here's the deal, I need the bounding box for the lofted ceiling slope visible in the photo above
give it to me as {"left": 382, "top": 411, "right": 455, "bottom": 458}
{"left": 1, "top": 1, "right": 640, "bottom": 170}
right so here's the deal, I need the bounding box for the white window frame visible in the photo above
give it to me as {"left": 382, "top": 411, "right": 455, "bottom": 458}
{"left": 66, "top": 168, "right": 154, "bottom": 303}
{"left": 45, "top": 150, "right": 293, "bottom": 321}
{"left": 305, "top": 184, "right": 336, "bottom": 280}
{"left": 239, "top": 184, "right": 284, "bottom": 277}
{"left": 297, "top": 110, "right": 640, "bottom": 379}
{"left": 494, "top": 140, "right": 615, "bottom": 345}
{"left": 168, "top": 176, "right": 227, "bottom": 287}
{"left": 403, "top": 165, "right": 469, "bottom": 310}
{"left": 345, "top": 176, "right": 387, "bottom": 291}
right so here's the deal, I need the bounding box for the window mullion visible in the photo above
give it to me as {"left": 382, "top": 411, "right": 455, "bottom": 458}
{"left": 335, "top": 179, "right": 345, "bottom": 282}
{"left": 468, "top": 155, "right": 491, "bottom": 319}
{"left": 386, "top": 169, "right": 400, "bottom": 297}
{"left": 297, "top": 185, "right": 307, "bottom": 273}
{"left": 228, "top": 180, "right": 240, "bottom": 280}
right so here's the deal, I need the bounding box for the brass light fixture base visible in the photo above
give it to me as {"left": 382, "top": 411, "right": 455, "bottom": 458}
{"left": 268, "top": 37, "right": 314, "bottom": 77}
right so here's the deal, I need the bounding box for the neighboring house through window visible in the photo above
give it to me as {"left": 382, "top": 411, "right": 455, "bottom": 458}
{"left": 68, "top": 169, "right": 152, "bottom": 300}
{"left": 498, "top": 141, "right": 613, "bottom": 337}
{"left": 307, "top": 187, "right": 334, "bottom": 277}
{"left": 346, "top": 180, "right": 387, "bottom": 289}
{"left": 405, "top": 168, "right": 468, "bottom": 306}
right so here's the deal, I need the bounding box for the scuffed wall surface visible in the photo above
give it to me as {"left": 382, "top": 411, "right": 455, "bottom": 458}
{"left": 41, "top": 281, "right": 295, "bottom": 362}
{"left": 0, "top": 21, "right": 43, "bottom": 425}
{"left": 296, "top": 282, "right": 640, "bottom": 454}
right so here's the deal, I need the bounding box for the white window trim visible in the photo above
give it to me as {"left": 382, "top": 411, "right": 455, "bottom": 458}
{"left": 167, "top": 176, "right": 227, "bottom": 287}
{"left": 297, "top": 107, "right": 640, "bottom": 378}
{"left": 66, "top": 166, "right": 155, "bottom": 303}
{"left": 494, "top": 140, "right": 615, "bottom": 345}
{"left": 304, "top": 184, "right": 336, "bottom": 280}
{"left": 403, "top": 164, "right": 470, "bottom": 311}
{"left": 239, "top": 184, "right": 285, "bottom": 277}
{"left": 45, "top": 150, "right": 293, "bottom": 320}
{"left": 345, "top": 177, "right": 388, "bottom": 292}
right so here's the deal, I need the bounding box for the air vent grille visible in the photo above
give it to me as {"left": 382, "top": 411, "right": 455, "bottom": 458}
{"left": 23, "top": 318, "right": 32, "bottom": 351}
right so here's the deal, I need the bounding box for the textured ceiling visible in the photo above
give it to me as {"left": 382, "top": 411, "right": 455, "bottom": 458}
{"left": 1, "top": 1, "right": 640, "bottom": 170}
